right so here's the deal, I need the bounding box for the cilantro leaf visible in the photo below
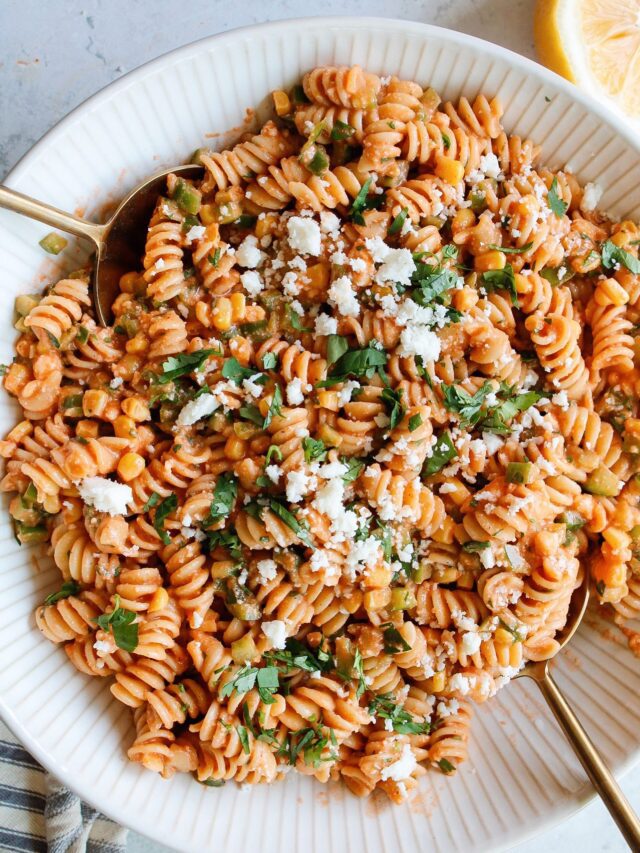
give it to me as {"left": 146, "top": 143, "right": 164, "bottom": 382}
{"left": 44, "top": 580, "right": 80, "bottom": 606}
{"left": 350, "top": 178, "right": 373, "bottom": 225}
{"left": 326, "top": 334, "right": 349, "bottom": 368}
{"left": 479, "top": 389, "right": 544, "bottom": 434}
{"left": 388, "top": 208, "right": 409, "bottom": 236}
{"left": 239, "top": 405, "right": 264, "bottom": 426}
{"left": 340, "top": 457, "right": 364, "bottom": 484}
{"left": 442, "top": 381, "right": 494, "bottom": 427}
{"left": 422, "top": 431, "right": 457, "bottom": 477}
{"left": 222, "top": 358, "right": 266, "bottom": 386}
{"left": 326, "top": 344, "right": 388, "bottom": 381}
{"left": 408, "top": 414, "right": 422, "bottom": 432}
{"left": 331, "top": 120, "right": 356, "bottom": 141}
{"left": 382, "top": 623, "right": 412, "bottom": 654}
{"left": 265, "top": 638, "right": 333, "bottom": 674}
{"left": 302, "top": 436, "right": 327, "bottom": 464}
{"left": 204, "top": 528, "right": 243, "bottom": 560}
{"left": 438, "top": 758, "right": 456, "bottom": 774}
{"left": 482, "top": 264, "right": 518, "bottom": 306}
{"left": 263, "top": 385, "right": 283, "bottom": 429}
{"left": 159, "top": 349, "right": 218, "bottom": 382}
{"left": 462, "top": 540, "right": 490, "bottom": 552}
{"left": 203, "top": 473, "right": 237, "bottom": 528}
{"left": 153, "top": 493, "right": 177, "bottom": 545}
{"left": 236, "top": 724, "right": 251, "bottom": 754}
{"left": 262, "top": 352, "right": 278, "bottom": 370}
{"left": 381, "top": 386, "right": 405, "bottom": 430}
{"left": 142, "top": 491, "right": 160, "bottom": 512}
{"left": 268, "top": 499, "right": 313, "bottom": 547}
{"left": 93, "top": 594, "right": 138, "bottom": 652}
{"left": 368, "top": 693, "right": 431, "bottom": 735}
{"left": 265, "top": 444, "right": 283, "bottom": 465}
{"left": 548, "top": 177, "right": 568, "bottom": 217}
{"left": 487, "top": 242, "right": 533, "bottom": 254}
{"left": 601, "top": 239, "right": 640, "bottom": 275}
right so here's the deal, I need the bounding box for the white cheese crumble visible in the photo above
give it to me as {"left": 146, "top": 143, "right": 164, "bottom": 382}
{"left": 176, "top": 393, "right": 219, "bottom": 426}
{"left": 328, "top": 275, "right": 360, "bottom": 316}
{"left": 185, "top": 225, "right": 206, "bottom": 244}
{"left": 236, "top": 235, "right": 264, "bottom": 268}
{"left": 264, "top": 465, "right": 282, "bottom": 484}
{"left": 286, "top": 469, "right": 315, "bottom": 503}
{"left": 380, "top": 744, "right": 417, "bottom": 782}
{"left": 240, "top": 269, "right": 264, "bottom": 296}
{"left": 262, "top": 620, "right": 287, "bottom": 649}
{"left": 242, "top": 374, "right": 265, "bottom": 399}
{"left": 313, "top": 477, "right": 345, "bottom": 519}
{"left": 375, "top": 248, "right": 415, "bottom": 286}
{"left": 398, "top": 326, "right": 441, "bottom": 362}
{"left": 319, "top": 211, "right": 341, "bottom": 234}
{"left": 479, "top": 153, "right": 503, "bottom": 179}
{"left": 109, "top": 377, "right": 123, "bottom": 389}
{"left": 257, "top": 558, "right": 278, "bottom": 582}
{"left": 315, "top": 313, "right": 338, "bottom": 336}
{"left": 551, "top": 390, "right": 570, "bottom": 410}
{"left": 287, "top": 216, "right": 321, "bottom": 255}
{"left": 580, "top": 182, "right": 603, "bottom": 213}
{"left": 461, "top": 632, "right": 482, "bottom": 655}
{"left": 77, "top": 476, "right": 132, "bottom": 516}
{"left": 365, "top": 236, "right": 390, "bottom": 263}
{"left": 286, "top": 377, "right": 304, "bottom": 405}
{"left": 282, "top": 271, "right": 300, "bottom": 297}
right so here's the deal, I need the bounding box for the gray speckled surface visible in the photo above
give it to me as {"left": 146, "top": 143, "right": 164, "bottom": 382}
{"left": 1, "top": 1, "right": 639, "bottom": 850}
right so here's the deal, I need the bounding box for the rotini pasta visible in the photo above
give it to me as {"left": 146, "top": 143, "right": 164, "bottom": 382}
{"left": 5, "top": 65, "right": 640, "bottom": 802}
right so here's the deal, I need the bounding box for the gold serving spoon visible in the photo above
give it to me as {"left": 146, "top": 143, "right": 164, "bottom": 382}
{"left": 0, "top": 164, "right": 204, "bottom": 325}
{"left": 517, "top": 580, "right": 640, "bottom": 847}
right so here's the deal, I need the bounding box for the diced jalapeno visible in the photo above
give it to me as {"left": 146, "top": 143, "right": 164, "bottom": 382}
{"left": 390, "top": 588, "right": 417, "bottom": 610}
{"left": 231, "top": 634, "right": 258, "bottom": 663}
{"left": 584, "top": 465, "right": 619, "bottom": 497}
{"left": 15, "top": 522, "right": 48, "bottom": 545}
{"left": 170, "top": 178, "right": 202, "bottom": 215}
{"left": 506, "top": 462, "right": 532, "bottom": 484}
{"left": 39, "top": 232, "right": 68, "bottom": 255}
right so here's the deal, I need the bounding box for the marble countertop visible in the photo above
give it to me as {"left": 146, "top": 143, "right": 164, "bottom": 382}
{"left": 1, "top": 1, "right": 638, "bottom": 850}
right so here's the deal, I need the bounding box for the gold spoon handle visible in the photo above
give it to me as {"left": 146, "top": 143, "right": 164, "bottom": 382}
{"left": 0, "top": 185, "right": 104, "bottom": 248}
{"left": 537, "top": 669, "right": 640, "bottom": 848}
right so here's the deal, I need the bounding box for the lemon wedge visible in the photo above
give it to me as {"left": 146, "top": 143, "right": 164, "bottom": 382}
{"left": 534, "top": 0, "right": 640, "bottom": 118}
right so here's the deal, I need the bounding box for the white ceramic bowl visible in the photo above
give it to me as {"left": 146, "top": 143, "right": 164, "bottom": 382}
{"left": 1, "top": 17, "right": 639, "bottom": 853}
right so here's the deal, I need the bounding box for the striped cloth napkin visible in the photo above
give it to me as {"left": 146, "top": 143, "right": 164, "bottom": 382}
{"left": 0, "top": 718, "right": 128, "bottom": 852}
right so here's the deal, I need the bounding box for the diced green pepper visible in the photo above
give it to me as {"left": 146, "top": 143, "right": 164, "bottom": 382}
{"left": 15, "top": 522, "right": 48, "bottom": 545}
{"left": 170, "top": 178, "right": 202, "bottom": 215}
{"left": 14, "top": 295, "right": 38, "bottom": 317}
{"left": 39, "top": 232, "right": 68, "bottom": 255}
{"left": 231, "top": 635, "right": 258, "bottom": 663}
{"left": 584, "top": 465, "right": 619, "bottom": 497}
{"left": 390, "top": 588, "right": 417, "bottom": 610}
{"left": 506, "top": 462, "right": 532, "bottom": 484}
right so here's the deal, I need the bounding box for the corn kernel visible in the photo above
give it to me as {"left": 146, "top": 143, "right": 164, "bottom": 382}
{"left": 317, "top": 423, "right": 342, "bottom": 447}
{"left": 148, "top": 587, "right": 169, "bottom": 613}
{"left": 117, "top": 451, "right": 145, "bottom": 482}
{"left": 272, "top": 90, "right": 291, "bottom": 116}
{"left": 435, "top": 156, "right": 465, "bottom": 186}
{"left": 361, "top": 565, "right": 393, "bottom": 589}
{"left": 475, "top": 249, "right": 506, "bottom": 272}
{"left": 258, "top": 396, "right": 272, "bottom": 418}
{"left": 119, "top": 271, "right": 140, "bottom": 294}
{"left": 255, "top": 213, "right": 278, "bottom": 239}
{"left": 224, "top": 435, "right": 247, "bottom": 461}
{"left": 15, "top": 294, "right": 38, "bottom": 317}
{"left": 229, "top": 292, "right": 246, "bottom": 322}
{"left": 125, "top": 333, "right": 148, "bottom": 354}
{"left": 3, "top": 362, "right": 30, "bottom": 395}
{"left": 122, "top": 396, "right": 151, "bottom": 422}
{"left": 431, "top": 515, "right": 455, "bottom": 544}
{"left": 76, "top": 419, "right": 100, "bottom": 439}
{"left": 199, "top": 205, "right": 218, "bottom": 226}
{"left": 212, "top": 297, "right": 232, "bottom": 332}
{"left": 441, "top": 479, "right": 470, "bottom": 507}
{"left": 602, "top": 526, "right": 631, "bottom": 551}
{"left": 452, "top": 286, "right": 478, "bottom": 312}
{"left": 595, "top": 278, "right": 629, "bottom": 307}
{"left": 431, "top": 567, "right": 460, "bottom": 584}
{"left": 317, "top": 390, "right": 340, "bottom": 411}
{"left": 494, "top": 627, "right": 514, "bottom": 645}
{"left": 83, "top": 388, "right": 109, "bottom": 418}
{"left": 115, "top": 354, "right": 142, "bottom": 381}
{"left": 305, "top": 261, "right": 330, "bottom": 292}
{"left": 114, "top": 414, "right": 136, "bottom": 439}
{"left": 429, "top": 672, "right": 446, "bottom": 693}
{"left": 611, "top": 230, "right": 631, "bottom": 248}
{"left": 452, "top": 208, "right": 476, "bottom": 231}
{"left": 42, "top": 494, "right": 61, "bottom": 514}
{"left": 363, "top": 588, "right": 391, "bottom": 611}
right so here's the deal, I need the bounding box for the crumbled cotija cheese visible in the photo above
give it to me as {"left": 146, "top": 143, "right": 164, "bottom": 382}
{"left": 287, "top": 216, "right": 321, "bottom": 255}
{"left": 77, "top": 476, "right": 132, "bottom": 516}
{"left": 262, "top": 620, "right": 287, "bottom": 649}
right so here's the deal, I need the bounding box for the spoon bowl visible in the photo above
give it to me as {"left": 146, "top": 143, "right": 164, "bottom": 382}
{"left": 0, "top": 163, "right": 204, "bottom": 324}
{"left": 517, "top": 576, "right": 590, "bottom": 682}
